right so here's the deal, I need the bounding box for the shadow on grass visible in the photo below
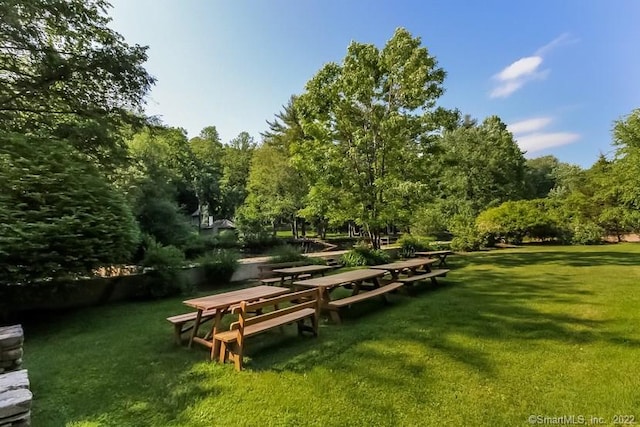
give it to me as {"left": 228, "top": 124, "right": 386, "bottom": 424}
{"left": 242, "top": 249, "right": 640, "bottom": 375}
{"left": 22, "top": 246, "right": 640, "bottom": 425}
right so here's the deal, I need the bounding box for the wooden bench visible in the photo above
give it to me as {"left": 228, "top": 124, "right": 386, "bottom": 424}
{"left": 326, "top": 282, "right": 404, "bottom": 324}
{"left": 166, "top": 309, "right": 217, "bottom": 345}
{"left": 214, "top": 288, "right": 321, "bottom": 371}
{"left": 396, "top": 269, "right": 450, "bottom": 286}
{"left": 258, "top": 261, "right": 312, "bottom": 285}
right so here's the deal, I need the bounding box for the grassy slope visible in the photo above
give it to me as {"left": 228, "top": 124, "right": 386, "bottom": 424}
{"left": 23, "top": 244, "right": 640, "bottom": 426}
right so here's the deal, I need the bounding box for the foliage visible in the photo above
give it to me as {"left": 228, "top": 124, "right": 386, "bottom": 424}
{"left": 476, "top": 199, "right": 560, "bottom": 244}
{"left": 295, "top": 28, "right": 449, "bottom": 248}
{"left": 430, "top": 116, "right": 527, "bottom": 217}
{"left": 449, "top": 215, "right": 484, "bottom": 251}
{"left": 340, "top": 243, "right": 390, "bottom": 267}
{"left": 267, "top": 245, "right": 307, "bottom": 263}
{"left": 570, "top": 222, "right": 604, "bottom": 245}
{"left": 139, "top": 238, "right": 187, "bottom": 298}
{"left": 524, "top": 155, "right": 562, "bottom": 199}
{"left": 410, "top": 205, "right": 450, "bottom": 239}
{"left": 189, "top": 126, "right": 224, "bottom": 219}
{"left": 239, "top": 144, "right": 304, "bottom": 235}
{"left": 196, "top": 249, "right": 239, "bottom": 284}
{"left": 0, "top": 133, "right": 139, "bottom": 285}
{"left": 130, "top": 175, "right": 195, "bottom": 248}
{"left": 219, "top": 132, "right": 255, "bottom": 219}
{"left": 0, "top": 0, "right": 154, "bottom": 166}
{"left": 397, "top": 234, "right": 433, "bottom": 258}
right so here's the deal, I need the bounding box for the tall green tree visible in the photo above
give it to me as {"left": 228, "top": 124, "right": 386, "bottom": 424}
{"left": 126, "top": 127, "right": 196, "bottom": 246}
{"left": 189, "top": 126, "right": 224, "bottom": 222}
{"left": 524, "top": 155, "right": 562, "bottom": 199}
{"left": 0, "top": 0, "right": 154, "bottom": 165}
{"left": 237, "top": 144, "right": 302, "bottom": 236}
{"left": 295, "top": 28, "right": 447, "bottom": 248}
{"left": 263, "top": 97, "right": 312, "bottom": 237}
{"left": 431, "top": 116, "right": 527, "bottom": 219}
{"left": 220, "top": 131, "right": 255, "bottom": 219}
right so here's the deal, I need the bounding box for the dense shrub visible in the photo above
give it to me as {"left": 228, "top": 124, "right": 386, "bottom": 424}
{"left": 132, "top": 178, "right": 195, "bottom": 249}
{"left": 476, "top": 199, "right": 565, "bottom": 244}
{"left": 183, "top": 231, "right": 241, "bottom": 259}
{"left": 139, "top": 240, "right": 187, "bottom": 298}
{"left": 196, "top": 249, "right": 239, "bottom": 284}
{"left": 242, "top": 234, "right": 282, "bottom": 253}
{"left": 267, "top": 245, "right": 307, "bottom": 263}
{"left": 570, "top": 222, "right": 604, "bottom": 245}
{"left": 340, "top": 244, "right": 390, "bottom": 267}
{"left": 217, "top": 229, "right": 240, "bottom": 248}
{"left": 397, "top": 234, "right": 433, "bottom": 258}
{"left": 0, "top": 134, "right": 139, "bottom": 285}
{"left": 450, "top": 215, "right": 484, "bottom": 252}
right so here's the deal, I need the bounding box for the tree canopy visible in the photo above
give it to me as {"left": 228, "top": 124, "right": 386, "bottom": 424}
{"left": 294, "top": 28, "right": 448, "bottom": 247}
{"left": 0, "top": 0, "right": 154, "bottom": 165}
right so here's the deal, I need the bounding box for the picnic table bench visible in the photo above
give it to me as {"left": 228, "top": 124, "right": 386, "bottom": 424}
{"left": 293, "top": 269, "right": 400, "bottom": 324}
{"left": 182, "top": 285, "right": 291, "bottom": 360}
{"left": 414, "top": 250, "right": 454, "bottom": 267}
{"left": 214, "top": 288, "right": 321, "bottom": 371}
{"left": 166, "top": 309, "right": 217, "bottom": 345}
{"left": 371, "top": 258, "right": 450, "bottom": 287}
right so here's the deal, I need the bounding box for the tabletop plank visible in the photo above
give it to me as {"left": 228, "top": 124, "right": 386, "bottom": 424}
{"left": 183, "top": 285, "right": 290, "bottom": 311}
{"left": 415, "top": 250, "right": 453, "bottom": 256}
{"left": 271, "top": 265, "right": 334, "bottom": 275}
{"left": 293, "top": 268, "right": 385, "bottom": 288}
{"left": 371, "top": 258, "right": 437, "bottom": 271}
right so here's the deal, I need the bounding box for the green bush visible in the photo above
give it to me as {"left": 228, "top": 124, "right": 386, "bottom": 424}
{"left": 196, "top": 250, "right": 239, "bottom": 284}
{"left": 217, "top": 230, "right": 240, "bottom": 248}
{"left": 397, "top": 234, "right": 433, "bottom": 258}
{"left": 267, "top": 245, "right": 307, "bottom": 263}
{"left": 140, "top": 240, "right": 187, "bottom": 298}
{"left": 0, "top": 134, "right": 139, "bottom": 286}
{"left": 450, "top": 215, "right": 484, "bottom": 252}
{"left": 340, "top": 244, "right": 390, "bottom": 267}
{"left": 242, "top": 234, "right": 281, "bottom": 253}
{"left": 571, "top": 222, "right": 604, "bottom": 245}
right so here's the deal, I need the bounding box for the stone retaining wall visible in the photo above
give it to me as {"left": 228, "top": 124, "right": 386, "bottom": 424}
{"left": 0, "top": 326, "right": 31, "bottom": 426}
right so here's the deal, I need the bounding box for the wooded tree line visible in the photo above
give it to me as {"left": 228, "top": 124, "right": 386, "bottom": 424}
{"left": 1, "top": 2, "right": 639, "bottom": 287}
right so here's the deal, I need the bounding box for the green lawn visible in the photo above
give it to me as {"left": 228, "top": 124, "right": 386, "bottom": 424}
{"left": 24, "top": 244, "right": 640, "bottom": 426}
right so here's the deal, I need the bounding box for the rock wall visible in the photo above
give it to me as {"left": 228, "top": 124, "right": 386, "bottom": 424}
{"left": 0, "top": 326, "right": 31, "bottom": 426}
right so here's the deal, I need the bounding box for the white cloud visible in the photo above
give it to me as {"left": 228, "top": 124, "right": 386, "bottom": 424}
{"left": 490, "top": 81, "right": 524, "bottom": 98}
{"left": 496, "top": 56, "right": 542, "bottom": 81}
{"left": 489, "top": 33, "right": 576, "bottom": 98}
{"left": 516, "top": 132, "right": 580, "bottom": 153}
{"left": 535, "top": 33, "right": 579, "bottom": 56}
{"left": 508, "top": 117, "right": 553, "bottom": 135}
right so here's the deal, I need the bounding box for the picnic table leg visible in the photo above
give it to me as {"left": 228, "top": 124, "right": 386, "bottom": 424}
{"left": 210, "top": 310, "right": 224, "bottom": 361}
{"left": 188, "top": 309, "right": 203, "bottom": 349}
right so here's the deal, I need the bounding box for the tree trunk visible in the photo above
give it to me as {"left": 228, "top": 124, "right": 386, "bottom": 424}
{"left": 301, "top": 220, "right": 306, "bottom": 237}
{"left": 292, "top": 215, "right": 298, "bottom": 239}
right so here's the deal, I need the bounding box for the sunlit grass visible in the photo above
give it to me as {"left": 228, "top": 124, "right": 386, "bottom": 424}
{"left": 24, "top": 244, "right": 640, "bottom": 426}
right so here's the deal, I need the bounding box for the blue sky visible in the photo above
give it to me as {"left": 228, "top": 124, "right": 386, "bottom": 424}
{"left": 108, "top": 0, "right": 639, "bottom": 168}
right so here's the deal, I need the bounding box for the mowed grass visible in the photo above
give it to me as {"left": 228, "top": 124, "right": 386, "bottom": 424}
{"left": 23, "top": 244, "right": 640, "bottom": 426}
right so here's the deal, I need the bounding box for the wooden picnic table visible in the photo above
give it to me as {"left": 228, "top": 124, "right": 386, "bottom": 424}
{"left": 414, "top": 250, "right": 454, "bottom": 267}
{"left": 370, "top": 258, "right": 437, "bottom": 279}
{"left": 293, "top": 269, "right": 387, "bottom": 321}
{"left": 183, "top": 285, "right": 290, "bottom": 360}
{"left": 271, "top": 264, "right": 335, "bottom": 284}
